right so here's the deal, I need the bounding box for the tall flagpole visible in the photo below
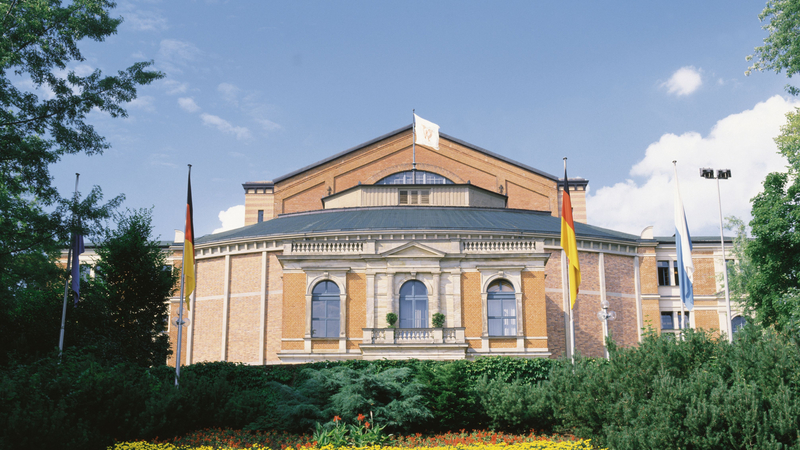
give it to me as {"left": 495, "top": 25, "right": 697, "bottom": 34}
{"left": 565, "top": 158, "right": 576, "bottom": 362}
{"left": 674, "top": 162, "right": 687, "bottom": 336}
{"left": 59, "top": 173, "right": 80, "bottom": 357}
{"left": 175, "top": 164, "right": 191, "bottom": 386}
{"left": 412, "top": 109, "right": 417, "bottom": 183}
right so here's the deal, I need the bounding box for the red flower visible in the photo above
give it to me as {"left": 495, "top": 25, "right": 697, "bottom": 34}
{"left": 365, "top": 422, "right": 370, "bottom": 429}
{"left": 357, "top": 413, "right": 366, "bottom": 422}
{"left": 333, "top": 415, "right": 341, "bottom": 423}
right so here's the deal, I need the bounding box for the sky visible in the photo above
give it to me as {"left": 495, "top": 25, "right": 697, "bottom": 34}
{"left": 40, "top": 0, "right": 797, "bottom": 241}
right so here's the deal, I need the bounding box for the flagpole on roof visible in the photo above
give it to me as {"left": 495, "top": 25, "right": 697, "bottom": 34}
{"left": 175, "top": 164, "right": 193, "bottom": 386}
{"left": 58, "top": 173, "right": 80, "bottom": 358}
{"left": 412, "top": 109, "right": 416, "bottom": 182}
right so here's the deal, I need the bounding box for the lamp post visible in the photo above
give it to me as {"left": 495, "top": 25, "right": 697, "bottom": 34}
{"left": 699, "top": 168, "right": 733, "bottom": 343}
{"left": 597, "top": 300, "right": 616, "bottom": 359}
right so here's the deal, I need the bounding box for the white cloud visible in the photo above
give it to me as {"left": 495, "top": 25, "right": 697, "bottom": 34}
{"left": 157, "top": 39, "right": 201, "bottom": 73}
{"left": 162, "top": 79, "right": 188, "bottom": 95}
{"left": 255, "top": 118, "right": 282, "bottom": 131}
{"left": 200, "top": 113, "right": 251, "bottom": 140}
{"left": 587, "top": 95, "right": 797, "bottom": 237}
{"left": 218, "top": 82, "right": 240, "bottom": 105}
{"left": 122, "top": 9, "right": 168, "bottom": 31}
{"left": 213, "top": 205, "right": 245, "bottom": 233}
{"left": 178, "top": 97, "right": 200, "bottom": 113}
{"left": 662, "top": 66, "right": 703, "bottom": 96}
{"left": 128, "top": 95, "right": 156, "bottom": 112}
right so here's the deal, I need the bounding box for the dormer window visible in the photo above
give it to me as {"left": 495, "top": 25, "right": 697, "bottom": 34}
{"left": 399, "top": 189, "right": 430, "bottom": 205}
{"left": 377, "top": 171, "right": 453, "bottom": 185}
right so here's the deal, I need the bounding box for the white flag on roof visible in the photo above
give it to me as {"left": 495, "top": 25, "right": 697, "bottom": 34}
{"left": 414, "top": 114, "right": 439, "bottom": 150}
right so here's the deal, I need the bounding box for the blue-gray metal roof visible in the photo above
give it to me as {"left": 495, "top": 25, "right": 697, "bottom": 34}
{"left": 273, "top": 125, "right": 559, "bottom": 183}
{"left": 196, "top": 207, "right": 639, "bottom": 244}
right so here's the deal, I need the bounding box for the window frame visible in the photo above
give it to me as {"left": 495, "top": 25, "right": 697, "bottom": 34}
{"left": 486, "top": 279, "right": 517, "bottom": 337}
{"left": 310, "top": 280, "right": 341, "bottom": 338}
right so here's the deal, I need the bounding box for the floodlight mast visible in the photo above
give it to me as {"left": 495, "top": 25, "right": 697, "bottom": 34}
{"left": 699, "top": 167, "right": 734, "bottom": 343}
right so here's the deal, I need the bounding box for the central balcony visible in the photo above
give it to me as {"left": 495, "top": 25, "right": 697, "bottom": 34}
{"left": 359, "top": 327, "right": 468, "bottom": 360}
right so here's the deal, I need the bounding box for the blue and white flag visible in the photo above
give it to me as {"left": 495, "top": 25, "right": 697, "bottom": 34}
{"left": 673, "top": 166, "right": 694, "bottom": 310}
{"left": 71, "top": 232, "right": 84, "bottom": 304}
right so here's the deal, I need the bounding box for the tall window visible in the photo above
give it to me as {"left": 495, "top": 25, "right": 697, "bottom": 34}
{"left": 257, "top": 210, "right": 264, "bottom": 223}
{"left": 487, "top": 280, "right": 517, "bottom": 336}
{"left": 732, "top": 316, "right": 747, "bottom": 334}
{"left": 311, "top": 280, "right": 340, "bottom": 338}
{"left": 657, "top": 261, "right": 670, "bottom": 286}
{"left": 399, "top": 280, "right": 428, "bottom": 328}
{"left": 661, "top": 312, "right": 674, "bottom": 330}
{"left": 376, "top": 171, "right": 454, "bottom": 185}
{"left": 673, "top": 261, "right": 680, "bottom": 286}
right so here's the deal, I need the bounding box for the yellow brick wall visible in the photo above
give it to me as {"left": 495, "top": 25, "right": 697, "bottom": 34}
{"left": 693, "top": 252, "right": 717, "bottom": 296}
{"left": 489, "top": 339, "right": 516, "bottom": 349}
{"left": 197, "top": 257, "right": 225, "bottom": 297}
{"left": 272, "top": 130, "right": 559, "bottom": 217}
{"left": 227, "top": 295, "right": 260, "bottom": 363}
{"left": 545, "top": 250, "right": 566, "bottom": 358}
{"left": 639, "top": 248, "right": 658, "bottom": 296}
{"left": 282, "top": 273, "right": 306, "bottom": 350}
{"left": 230, "top": 254, "right": 261, "bottom": 294}
{"left": 604, "top": 255, "right": 637, "bottom": 348}
{"left": 521, "top": 271, "right": 547, "bottom": 348}
{"left": 192, "top": 298, "right": 223, "bottom": 362}
{"left": 346, "top": 273, "right": 366, "bottom": 341}
{"left": 694, "top": 309, "right": 720, "bottom": 337}
{"left": 573, "top": 252, "right": 604, "bottom": 358}
{"left": 462, "top": 272, "right": 482, "bottom": 338}
{"left": 266, "top": 252, "right": 283, "bottom": 363}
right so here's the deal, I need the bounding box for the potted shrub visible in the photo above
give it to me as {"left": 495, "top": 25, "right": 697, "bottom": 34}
{"left": 385, "top": 312, "right": 398, "bottom": 328}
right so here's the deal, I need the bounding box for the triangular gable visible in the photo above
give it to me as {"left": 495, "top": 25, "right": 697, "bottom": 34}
{"left": 381, "top": 241, "right": 446, "bottom": 258}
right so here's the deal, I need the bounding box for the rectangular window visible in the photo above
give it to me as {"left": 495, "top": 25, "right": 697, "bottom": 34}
{"left": 673, "top": 261, "right": 680, "bottom": 286}
{"left": 257, "top": 210, "right": 264, "bottom": 223}
{"left": 678, "top": 311, "right": 690, "bottom": 329}
{"left": 657, "top": 261, "right": 670, "bottom": 286}
{"left": 399, "top": 190, "right": 409, "bottom": 204}
{"left": 420, "top": 190, "right": 430, "bottom": 204}
{"left": 661, "top": 312, "right": 674, "bottom": 330}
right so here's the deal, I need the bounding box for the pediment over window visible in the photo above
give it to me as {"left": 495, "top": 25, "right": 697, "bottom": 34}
{"left": 380, "top": 241, "right": 446, "bottom": 258}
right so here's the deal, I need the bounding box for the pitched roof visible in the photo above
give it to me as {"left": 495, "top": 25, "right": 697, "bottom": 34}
{"left": 196, "top": 206, "right": 639, "bottom": 245}
{"left": 273, "top": 124, "right": 559, "bottom": 183}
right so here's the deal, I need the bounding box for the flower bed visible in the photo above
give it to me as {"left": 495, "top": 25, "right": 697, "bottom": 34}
{"left": 110, "top": 429, "right": 603, "bottom": 450}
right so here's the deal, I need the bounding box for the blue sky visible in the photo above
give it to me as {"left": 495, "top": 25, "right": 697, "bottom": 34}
{"left": 44, "top": 0, "right": 795, "bottom": 240}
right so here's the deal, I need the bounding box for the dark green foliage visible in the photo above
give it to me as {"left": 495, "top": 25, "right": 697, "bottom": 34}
{"left": 0, "top": 0, "right": 162, "bottom": 366}
{"left": 474, "top": 376, "right": 554, "bottom": 432}
{"left": 748, "top": 0, "right": 800, "bottom": 95}
{"left": 68, "top": 210, "right": 177, "bottom": 367}
{"left": 539, "top": 328, "right": 800, "bottom": 449}
{"left": 249, "top": 365, "right": 432, "bottom": 433}
{"left": 416, "top": 360, "right": 487, "bottom": 432}
{"left": 466, "top": 356, "right": 555, "bottom": 385}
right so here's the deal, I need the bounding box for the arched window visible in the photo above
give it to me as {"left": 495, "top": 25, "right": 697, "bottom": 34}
{"left": 399, "top": 280, "right": 428, "bottom": 328}
{"left": 311, "top": 280, "right": 340, "bottom": 338}
{"left": 732, "top": 316, "right": 747, "bottom": 334}
{"left": 487, "top": 280, "right": 516, "bottom": 336}
{"left": 376, "top": 171, "right": 453, "bottom": 185}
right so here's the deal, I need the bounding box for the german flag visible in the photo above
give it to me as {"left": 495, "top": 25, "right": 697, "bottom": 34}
{"left": 560, "top": 163, "right": 581, "bottom": 309}
{"left": 183, "top": 168, "right": 195, "bottom": 311}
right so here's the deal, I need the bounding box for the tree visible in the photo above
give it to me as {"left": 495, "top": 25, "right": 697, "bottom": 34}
{"left": 0, "top": 0, "right": 162, "bottom": 364}
{"left": 71, "top": 210, "right": 178, "bottom": 367}
{"left": 743, "top": 109, "right": 800, "bottom": 331}
{"left": 747, "top": 0, "right": 800, "bottom": 95}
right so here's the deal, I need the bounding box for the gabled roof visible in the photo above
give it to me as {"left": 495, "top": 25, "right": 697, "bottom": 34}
{"left": 196, "top": 206, "right": 639, "bottom": 245}
{"left": 273, "top": 124, "right": 559, "bottom": 183}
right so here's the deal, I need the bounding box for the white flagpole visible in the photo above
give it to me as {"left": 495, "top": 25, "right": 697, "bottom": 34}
{"left": 175, "top": 164, "right": 191, "bottom": 386}
{"left": 412, "top": 109, "right": 417, "bottom": 182}
{"left": 59, "top": 173, "right": 80, "bottom": 357}
{"left": 564, "top": 158, "right": 576, "bottom": 363}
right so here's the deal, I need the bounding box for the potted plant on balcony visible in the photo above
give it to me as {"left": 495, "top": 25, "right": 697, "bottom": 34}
{"left": 385, "top": 312, "right": 397, "bottom": 328}
{"left": 432, "top": 312, "right": 445, "bottom": 328}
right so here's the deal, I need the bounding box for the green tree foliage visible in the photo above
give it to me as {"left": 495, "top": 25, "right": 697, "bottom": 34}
{"left": 744, "top": 109, "right": 800, "bottom": 331}
{"left": 748, "top": 0, "right": 800, "bottom": 95}
{"left": 68, "top": 210, "right": 177, "bottom": 367}
{"left": 0, "top": 0, "right": 162, "bottom": 364}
